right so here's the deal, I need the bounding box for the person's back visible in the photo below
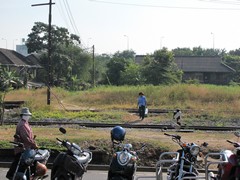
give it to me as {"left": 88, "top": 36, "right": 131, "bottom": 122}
{"left": 137, "top": 92, "right": 147, "bottom": 120}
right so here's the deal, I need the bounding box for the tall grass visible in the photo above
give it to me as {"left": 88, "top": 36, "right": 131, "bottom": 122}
{"left": 4, "top": 84, "right": 240, "bottom": 123}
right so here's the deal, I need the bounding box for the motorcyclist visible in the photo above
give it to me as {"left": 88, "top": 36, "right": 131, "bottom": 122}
{"left": 6, "top": 107, "right": 38, "bottom": 179}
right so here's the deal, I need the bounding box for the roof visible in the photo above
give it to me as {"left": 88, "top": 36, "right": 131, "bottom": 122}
{"left": 25, "top": 54, "right": 42, "bottom": 68}
{"left": 175, "top": 56, "right": 235, "bottom": 73}
{"left": 0, "top": 48, "right": 41, "bottom": 68}
{"left": 135, "top": 55, "right": 235, "bottom": 73}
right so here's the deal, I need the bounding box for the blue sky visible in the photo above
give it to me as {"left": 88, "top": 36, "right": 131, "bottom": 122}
{"left": 1, "top": 0, "right": 240, "bottom": 55}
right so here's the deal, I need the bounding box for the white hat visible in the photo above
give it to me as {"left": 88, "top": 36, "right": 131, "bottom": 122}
{"left": 20, "top": 107, "right": 32, "bottom": 116}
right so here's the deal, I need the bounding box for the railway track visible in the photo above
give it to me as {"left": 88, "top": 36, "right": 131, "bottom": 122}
{"left": 3, "top": 120, "right": 240, "bottom": 131}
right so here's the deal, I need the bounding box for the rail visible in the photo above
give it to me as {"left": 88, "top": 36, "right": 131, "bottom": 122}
{"left": 2, "top": 120, "right": 240, "bottom": 131}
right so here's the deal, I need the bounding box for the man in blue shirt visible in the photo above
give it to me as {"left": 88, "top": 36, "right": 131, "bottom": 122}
{"left": 137, "top": 92, "right": 147, "bottom": 120}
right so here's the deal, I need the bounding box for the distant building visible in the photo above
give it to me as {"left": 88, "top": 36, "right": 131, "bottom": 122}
{"left": 0, "top": 48, "right": 43, "bottom": 88}
{"left": 135, "top": 55, "right": 235, "bottom": 85}
{"left": 16, "top": 44, "right": 28, "bottom": 56}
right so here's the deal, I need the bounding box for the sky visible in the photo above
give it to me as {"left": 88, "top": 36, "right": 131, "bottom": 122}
{"left": 1, "top": 0, "right": 240, "bottom": 55}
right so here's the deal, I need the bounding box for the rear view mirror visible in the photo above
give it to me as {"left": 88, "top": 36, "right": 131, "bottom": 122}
{"left": 14, "top": 134, "right": 20, "bottom": 140}
{"left": 59, "top": 127, "right": 67, "bottom": 134}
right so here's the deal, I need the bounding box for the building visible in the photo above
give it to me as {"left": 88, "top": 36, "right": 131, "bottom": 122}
{"left": 135, "top": 55, "right": 235, "bottom": 85}
{"left": 0, "top": 48, "right": 43, "bottom": 88}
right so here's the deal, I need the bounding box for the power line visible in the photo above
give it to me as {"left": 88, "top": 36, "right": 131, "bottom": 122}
{"left": 89, "top": 0, "right": 240, "bottom": 10}
{"left": 56, "top": 0, "right": 71, "bottom": 31}
{"left": 62, "top": 0, "right": 80, "bottom": 36}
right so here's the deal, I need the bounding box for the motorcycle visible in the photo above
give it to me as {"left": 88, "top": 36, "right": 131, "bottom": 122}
{"left": 51, "top": 127, "right": 93, "bottom": 180}
{"left": 156, "top": 133, "right": 208, "bottom": 180}
{"left": 10, "top": 136, "right": 50, "bottom": 180}
{"left": 206, "top": 132, "right": 240, "bottom": 180}
{"left": 107, "top": 126, "right": 145, "bottom": 180}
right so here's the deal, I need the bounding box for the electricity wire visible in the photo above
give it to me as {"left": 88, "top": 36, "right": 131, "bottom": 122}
{"left": 89, "top": 0, "right": 240, "bottom": 10}
{"left": 63, "top": 0, "right": 80, "bottom": 36}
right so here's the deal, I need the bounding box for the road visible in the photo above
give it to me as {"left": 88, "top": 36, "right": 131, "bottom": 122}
{"left": 0, "top": 168, "right": 159, "bottom": 180}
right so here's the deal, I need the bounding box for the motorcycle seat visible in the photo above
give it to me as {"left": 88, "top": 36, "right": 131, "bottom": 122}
{"left": 35, "top": 149, "right": 50, "bottom": 161}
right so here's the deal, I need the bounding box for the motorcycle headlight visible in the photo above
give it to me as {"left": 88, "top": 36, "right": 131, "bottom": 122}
{"left": 190, "top": 144, "right": 200, "bottom": 156}
{"left": 70, "top": 143, "right": 82, "bottom": 156}
{"left": 117, "top": 152, "right": 130, "bottom": 165}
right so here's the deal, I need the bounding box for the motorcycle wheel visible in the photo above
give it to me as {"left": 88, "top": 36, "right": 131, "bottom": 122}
{"left": 110, "top": 177, "right": 128, "bottom": 180}
{"left": 182, "top": 174, "right": 196, "bottom": 180}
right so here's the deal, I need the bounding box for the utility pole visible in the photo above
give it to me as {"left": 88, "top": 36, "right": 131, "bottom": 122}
{"left": 32, "top": 0, "right": 55, "bottom": 105}
{"left": 92, "top": 45, "right": 95, "bottom": 87}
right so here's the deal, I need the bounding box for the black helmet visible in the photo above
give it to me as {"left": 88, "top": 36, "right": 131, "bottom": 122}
{"left": 111, "top": 126, "right": 126, "bottom": 141}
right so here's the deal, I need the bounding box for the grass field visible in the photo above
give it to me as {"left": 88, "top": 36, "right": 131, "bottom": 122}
{"left": 1, "top": 84, "right": 240, "bottom": 165}
{"left": 3, "top": 84, "right": 240, "bottom": 126}
{"left": 0, "top": 125, "right": 238, "bottom": 166}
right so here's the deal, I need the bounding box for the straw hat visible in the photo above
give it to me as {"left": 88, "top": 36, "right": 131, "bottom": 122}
{"left": 20, "top": 107, "right": 32, "bottom": 116}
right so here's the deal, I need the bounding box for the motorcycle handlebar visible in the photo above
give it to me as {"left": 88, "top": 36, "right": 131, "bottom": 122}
{"left": 9, "top": 141, "right": 24, "bottom": 147}
{"left": 164, "top": 133, "right": 181, "bottom": 140}
{"left": 227, "top": 140, "right": 240, "bottom": 147}
{"left": 56, "top": 138, "right": 63, "bottom": 143}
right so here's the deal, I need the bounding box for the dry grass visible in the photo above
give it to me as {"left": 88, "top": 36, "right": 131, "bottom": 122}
{"left": 0, "top": 125, "right": 237, "bottom": 152}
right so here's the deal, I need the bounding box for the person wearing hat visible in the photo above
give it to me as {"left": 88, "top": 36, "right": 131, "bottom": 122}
{"left": 6, "top": 107, "right": 38, "bottom": 179}
{"left": 137, "top": 92, "right": 147, "bottom": 120}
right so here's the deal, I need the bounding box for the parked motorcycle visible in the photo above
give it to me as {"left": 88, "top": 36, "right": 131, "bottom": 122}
{"left": 107, "top": 126, "right": 145, "bottom": 180}
{"left": 10, "top": 136, "right": 50, "bottom": 180}
{"left": 158, "top": 133, "right": 208, "bottom": 180}
{"left": 206, "top": 132, "right": 240, "bottom": 180}
{"left": 51, "top": 127, "right": 92, "bottom": 180}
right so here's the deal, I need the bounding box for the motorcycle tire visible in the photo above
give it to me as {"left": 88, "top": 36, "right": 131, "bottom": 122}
{"left": 110, "top": 177, "right": 128, "bottom": 180}
{"left": 182, "top": 174, "right": 196, "bottom": 180}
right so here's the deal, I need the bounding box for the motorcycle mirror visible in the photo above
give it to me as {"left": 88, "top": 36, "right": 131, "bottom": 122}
{"left": 202, "top": 142, "right": 208, "bottom": 147}
{"left": 13, "top": 134, "right": 20, "bottom": 139}
{"left": 59, "top": 127, "right": 67, "bottom": 134}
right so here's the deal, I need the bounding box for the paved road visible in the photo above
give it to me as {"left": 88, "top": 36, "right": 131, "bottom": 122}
{"left": 0, "top": 167, "right": 159, "bottom": 180}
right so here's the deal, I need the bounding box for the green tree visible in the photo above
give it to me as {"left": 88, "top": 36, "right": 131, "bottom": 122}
{"left": 229, "top": 48, "right": 240, "bottom": 56}
{"left": 141, "top": 48, "right": 182, "bottom": 85}
{"left": 106, "top": 57, "right": 131, "bottom": 85}
{"left": 119, "top": 62, "right": 142, "bottom": 85}
{"left": 26, "top": 22, "right": 80, "bottom": 53}
{"left": 113, "top": 50, "right": 136, "bottom": 59}
{"left": 223, "top": 55, "right": 239, "bottom": 82}
{"left": 173, "top": 46, "right": 225, "bottom": 56}
{"left": 93, "top": 54, "right": 111, "bottom": 84}
{"left": 39, "top": 44, "right": 92, "bottom": 88}
{"left": 172, "top": 47, "right": 194, "bottom": 56}
{"left": 26, "top": 22, "right": 92, "bottom": 89}
{"left": 0, "top": 68, "right": 21, "bottom": 125}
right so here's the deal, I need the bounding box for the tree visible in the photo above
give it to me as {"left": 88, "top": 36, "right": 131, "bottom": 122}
{"left": 0, "top": 68, "right": 21, "bottom": 125}
{"left": 106, "top": 57, "right": 131, "bottom": 85}
{"left": 113, "top": 50, "right": 136, "bottom": 59}
{"left": 172, "top": 47, "right": 193, "bottom": 56}
{"left": 93, "top": 54, "right": 111, "bottom": 84}
{"left": 39, "top": 44, "right": 92, "bottom": 88}
{"left": 173, "top": 46, "right": 226, "bottom": 56}
{"left": 141, "top": 48, "right": 182, "bottom": 85}
{"left": 26, "top": 22, "right": 80, "bottom": 53}
{"left": 26, "top": 22, "right": 92, "bottom": 90}
{"left": 223, "top": 55, "right": 240, "bottom": 82}
{"left": 104, "top": 50, "right": 136, "bottom": 85}
{"left": 119, "top": 62, "right": 142, "bottom": 85}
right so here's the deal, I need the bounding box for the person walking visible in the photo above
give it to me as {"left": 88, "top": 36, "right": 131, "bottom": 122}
{"left": 137, "top": 92, "right": 147, "bottom": 120}
{"left": 6, "top": 107, "right": 38, "bottom": 179}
